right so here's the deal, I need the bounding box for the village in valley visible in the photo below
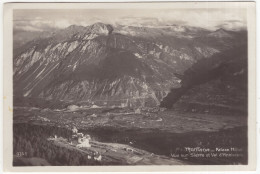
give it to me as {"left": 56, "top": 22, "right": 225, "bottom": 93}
{"left": 13, "top": 100, "right": 247, "bottom": 165}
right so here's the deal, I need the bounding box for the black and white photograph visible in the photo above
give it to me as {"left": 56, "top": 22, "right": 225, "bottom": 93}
{"left": 2, "top": 2, "right": 256, "bottom": 171}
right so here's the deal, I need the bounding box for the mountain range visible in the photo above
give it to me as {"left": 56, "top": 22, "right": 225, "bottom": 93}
{"left": 13, "top": 22, "right": 247, "bottom": 109}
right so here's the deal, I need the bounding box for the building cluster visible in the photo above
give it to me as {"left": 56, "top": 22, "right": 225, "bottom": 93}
{"left": 72, "top": 126, "right": 91, "bottom": 148}
{"left": 71, "top": 126, "right": 102, "bottom": 161}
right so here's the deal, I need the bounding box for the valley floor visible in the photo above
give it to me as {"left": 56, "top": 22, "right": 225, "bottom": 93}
{"left": 13, "top": 106, "right": 248, "bottom": 165}
{"left": 14, "top": 105, "right": 246, "bottom": 133}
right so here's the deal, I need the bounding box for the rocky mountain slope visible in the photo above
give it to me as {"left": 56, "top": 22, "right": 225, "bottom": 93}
{"left": 13, "top": 22, "right": 247, "bottom": 108}
{"left": 160, "top": 44, "right": 248, "bottom": 110}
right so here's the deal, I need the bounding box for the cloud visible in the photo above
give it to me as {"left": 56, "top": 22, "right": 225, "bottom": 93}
{"left": 216, "top": 20, "right": 246, "bottom": 31}
{"left": 151, "top": 9, "right": 246, "bottom": 30}
{"left": 14, "top": 19, "right": 55, "bottom": 33}
{"left": 15, "top": 25, "right": 43, "bottom": 32}
{"left": 115, "top": 17, "right": 161, "bottom": 27}
{"left": 13, "top": 9, "right": 247, "bottom": 32}
{"left": 54, "top": 19, "right": 71, "bottom": 28}
{"left": 30, "top": 20, "right": 52, "bottom": 28}
{"left": 35, "top": 16, "right": 43, "bottom": 20}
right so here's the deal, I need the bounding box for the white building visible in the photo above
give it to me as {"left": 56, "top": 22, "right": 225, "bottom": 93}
{"left": 72, "top": 126, "right": 78, "bottom": 134}
{"left": 76, "top": 137, "right": 91, "bottom": 148}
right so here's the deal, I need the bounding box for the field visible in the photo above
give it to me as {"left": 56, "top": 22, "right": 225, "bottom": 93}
{"left": 13, "top": 105, "right": 248, "bottom": 165}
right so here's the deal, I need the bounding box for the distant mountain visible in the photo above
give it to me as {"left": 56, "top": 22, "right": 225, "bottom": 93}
{"left": 208, "top": 28, "right": 233, "bottom": 38}
{"left": 13, "top": 23, "right": 247, "bottom": 108}
{"left": 13, "top": 30, "right": 55, "bottom": 51}
{"left": 114, "top": 24, "right": 210, "bottom": 39}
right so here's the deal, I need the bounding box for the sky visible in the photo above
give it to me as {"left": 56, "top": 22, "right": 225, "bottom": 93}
{"left": 13, "top": 9, "right": 247, "bottom": 32}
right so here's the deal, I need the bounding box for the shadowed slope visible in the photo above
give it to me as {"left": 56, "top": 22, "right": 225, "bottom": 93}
{"left": 160, "top": 44, "right": 248, "bottom": 108}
